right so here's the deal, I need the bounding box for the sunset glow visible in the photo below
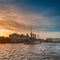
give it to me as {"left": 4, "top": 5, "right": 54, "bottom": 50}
{"left": 0, "top": 29, "right": 14, "bottom": 37}
{"left": 0, "top": 0, "right": 60, "bottom": 39}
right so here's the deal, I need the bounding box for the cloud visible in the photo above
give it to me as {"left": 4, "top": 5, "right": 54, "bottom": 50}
{"left": 0, "top": 1, "right": 60, "bottom": 38}
{"left": 0, "top": 8, "right": 52, "bottom": 30}
{"left": 0, "top": 4, "right": 59, "bottom": 32}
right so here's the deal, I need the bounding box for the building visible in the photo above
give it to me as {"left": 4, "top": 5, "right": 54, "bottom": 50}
{"left": 9, "top": 33, "right": 22, "bottom": 43}
{"left": 9, "top": 33, "right": 31, "bottom": 43}
{"left": 46, "top": 38, "right": 60, "bottom": 42}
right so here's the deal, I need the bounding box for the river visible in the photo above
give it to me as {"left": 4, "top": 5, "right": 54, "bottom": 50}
{"left": 0, "top": 43, "right": 60, "bottom": 60}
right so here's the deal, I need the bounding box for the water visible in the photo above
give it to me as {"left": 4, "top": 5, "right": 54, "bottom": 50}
{"left": 0, "top": 43, "right": 60, "bottom": 60}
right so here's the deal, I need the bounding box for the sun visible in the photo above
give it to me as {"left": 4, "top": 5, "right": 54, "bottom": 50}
{"left": 0, "top": 29, "right": 14, "bottom": 37}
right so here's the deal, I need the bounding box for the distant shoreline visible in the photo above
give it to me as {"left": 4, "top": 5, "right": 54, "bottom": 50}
{"left": 0, "top": 42, "right": 60, "bottom": 44}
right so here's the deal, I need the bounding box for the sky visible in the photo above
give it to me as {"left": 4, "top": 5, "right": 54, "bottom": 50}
{"left": 0, "top": 0, "right": 60, "bottom": 39}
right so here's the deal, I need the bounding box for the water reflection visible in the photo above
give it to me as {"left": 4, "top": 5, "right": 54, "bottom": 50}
{"left": 0, "top": 43, "right": 60, "bottom": 60}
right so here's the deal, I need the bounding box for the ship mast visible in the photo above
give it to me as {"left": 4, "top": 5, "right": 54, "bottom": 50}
{"left": 30, "top": 26, "right": 33, "bottom": 38}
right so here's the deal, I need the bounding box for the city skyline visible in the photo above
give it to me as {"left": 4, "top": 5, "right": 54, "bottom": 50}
{"left": 0, "top": 0, "right": 60, "bottom": 39}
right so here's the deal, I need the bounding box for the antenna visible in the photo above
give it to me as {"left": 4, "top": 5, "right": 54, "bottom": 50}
{"left": 38, "top": 32, "right": 39, "bottom": 39}
{"left": 31, "top": 26, "right": 32, "bottom": 33}
{"left": 30, "top": 25, "right": 33, "bottom": 38}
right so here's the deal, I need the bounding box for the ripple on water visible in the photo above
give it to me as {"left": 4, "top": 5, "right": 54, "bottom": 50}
{"left": 0, "top": 43, "right": 60, "bottom": 60}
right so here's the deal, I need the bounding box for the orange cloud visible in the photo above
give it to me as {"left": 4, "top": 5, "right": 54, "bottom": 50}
{"left": 0, "top": 5, "right": 60, "bottom": 39}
